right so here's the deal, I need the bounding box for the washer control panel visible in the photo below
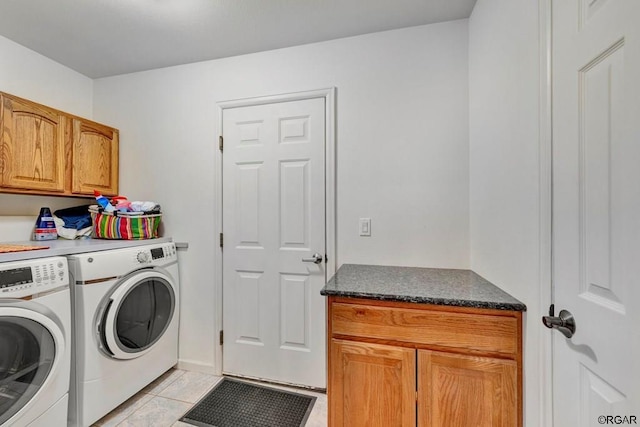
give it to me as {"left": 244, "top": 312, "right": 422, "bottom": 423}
{"left": 136, "top": 251, "right": 151, "bottom": 263}
{"left": 0, "top": 256, "right": 69, "bottom": 298}
{"left": 134, "top": 243, "right": 177, "bottom": 265}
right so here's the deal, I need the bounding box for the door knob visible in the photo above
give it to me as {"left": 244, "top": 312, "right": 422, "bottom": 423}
{"left": 542, "top": 308, "right": 576, "bottom": 338}
{"left": 302, "top": 253, "right": 323, "bottom": 264}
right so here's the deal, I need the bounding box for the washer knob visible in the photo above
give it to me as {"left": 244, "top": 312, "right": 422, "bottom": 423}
{"left": 136, "top": 252, "right": 150, "bottom": 263}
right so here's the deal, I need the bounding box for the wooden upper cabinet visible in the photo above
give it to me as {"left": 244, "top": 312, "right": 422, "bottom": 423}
{"left": 0, "top": 94, "right": 66, "bottom": 192}
{"left": 71, "top": 118, "right": 119, "bottom": 196}
{"left": 418, "top": 350, "right": 518, "bottom": 427}
{"left": 0, "top": 92, "right": 119, "bottom": 197}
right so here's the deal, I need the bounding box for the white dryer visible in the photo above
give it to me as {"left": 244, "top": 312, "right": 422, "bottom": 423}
{"left": 67, "top": 242, "right": 179, "bottom": 427}
{"left": 0, "top": 256, "right": 71, "bottom": 427}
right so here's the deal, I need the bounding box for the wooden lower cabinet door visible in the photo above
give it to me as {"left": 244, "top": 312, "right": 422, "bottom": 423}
{"left": 329, "top": 339, "right": 416, "bottom": 427}
{"left": 417, "top": 350, "right": 518, "bottom": 427}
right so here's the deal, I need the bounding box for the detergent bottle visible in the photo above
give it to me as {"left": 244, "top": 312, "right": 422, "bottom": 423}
{"left": 33, "top": 207, "right": 58, "bottom": 240}
{"left": 94, "top": 190, "right": 116, "bottom": 212}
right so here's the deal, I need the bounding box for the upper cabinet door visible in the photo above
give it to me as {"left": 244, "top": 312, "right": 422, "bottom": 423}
{"left": 71, "top": 118, "right": 119, "bottom": 196}
{"left": 0, "top": 94, "right": 65, "bottom": 192}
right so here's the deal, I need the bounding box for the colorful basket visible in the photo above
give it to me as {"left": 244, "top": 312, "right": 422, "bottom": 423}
{"left": 90, "top": 210, "right": 161, "bottom": 240}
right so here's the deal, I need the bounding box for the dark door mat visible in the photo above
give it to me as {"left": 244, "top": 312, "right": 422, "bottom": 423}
{"left": 180, "top": 378, "right": 316, "bottom": 427}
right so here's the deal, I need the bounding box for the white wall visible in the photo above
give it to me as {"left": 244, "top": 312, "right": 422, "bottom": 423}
{"left": 469, "top": 1, "right": 542, "bottom": 426}
{"left": 93, "top": 20, "right": 470, "bottom": 372}
{"left": 0, "top": 14, "right": 544, "bottom": 421}
{"left": 0, "top": 35, "right": 94, "bottom": 241}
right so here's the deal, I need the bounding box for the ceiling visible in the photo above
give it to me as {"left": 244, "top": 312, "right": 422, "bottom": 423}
{"left": 0, "top": 0, "right": 477, "bottom": 79}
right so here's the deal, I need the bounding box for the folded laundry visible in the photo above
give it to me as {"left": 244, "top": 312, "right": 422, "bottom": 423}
{"left": 53, "top": 217, "right": 92, "bottom": 240}
{"left": 87, "top": 194, "right": 161, "bottom": 215}
{"left": 130, "top": 201, "right": 161, "bottom": 213}
{"left": 54, "top": 205, "right": 93, "bottom": 230}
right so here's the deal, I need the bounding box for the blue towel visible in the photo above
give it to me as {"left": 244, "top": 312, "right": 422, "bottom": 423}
{"left": 54, "top": 205, "right": 93, "bottom": 230}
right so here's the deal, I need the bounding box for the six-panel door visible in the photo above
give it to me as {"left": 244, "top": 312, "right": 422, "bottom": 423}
{"left": 222, "top": 97, "right": 327, "bottom": 387}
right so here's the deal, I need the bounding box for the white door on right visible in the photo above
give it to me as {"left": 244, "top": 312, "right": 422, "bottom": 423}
{"left": 552, "top": 0, "right": 640, "bottom": 425}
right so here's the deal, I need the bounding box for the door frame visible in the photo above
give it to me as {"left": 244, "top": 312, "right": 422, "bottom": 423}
{"left": 213, "top": 88, "right": 337, "bottom": 375}
{"left": 539, "top": 0, "right": 554, "bottom": 425}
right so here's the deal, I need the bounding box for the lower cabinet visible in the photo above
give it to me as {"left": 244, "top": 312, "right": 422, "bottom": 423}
{"left": 330, "top": 340, "right": 416, "bottom": 427}
{"left": 418, "top": 351, "right": 517, "bottom": 427}
{"left": 328, "top": 297, "right": 522, "bottom": 427}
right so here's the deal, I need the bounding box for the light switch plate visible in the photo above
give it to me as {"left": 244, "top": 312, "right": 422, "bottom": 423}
{"left": 359, "top": 218, "right": 371, "bottom": 236}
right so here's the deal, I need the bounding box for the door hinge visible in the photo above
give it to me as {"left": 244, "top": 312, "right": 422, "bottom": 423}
{"left": 219, "top": 232, "right": 224, "bottom": 248}
{"left": 219, "top": 135, "right": 223, "bottom": 152}
{"left": 219, "top": 330, "right": 224, "bottom": 345}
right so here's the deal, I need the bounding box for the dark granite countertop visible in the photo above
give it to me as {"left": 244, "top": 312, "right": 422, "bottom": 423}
{"left": 321, "top": 264, "right": 526, "bottom": 311}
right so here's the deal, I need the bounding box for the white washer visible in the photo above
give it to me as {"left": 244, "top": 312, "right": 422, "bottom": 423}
{"left": 67, "top": 242, "right": 179, "bottom": 427}
{"left": 0, "top": 256, "right": 71, "bottom": 427}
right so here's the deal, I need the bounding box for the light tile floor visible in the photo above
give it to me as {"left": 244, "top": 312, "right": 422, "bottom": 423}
{"left": 92, "top": 368, "right": 328, "bottom": 427}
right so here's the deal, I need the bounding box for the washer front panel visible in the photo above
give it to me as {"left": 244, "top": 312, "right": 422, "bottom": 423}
{"left": 0, "top": 306, "right": 65, "bottom": 426}
{"left": 99, "top": 270, "right": 176, "bottom": 360}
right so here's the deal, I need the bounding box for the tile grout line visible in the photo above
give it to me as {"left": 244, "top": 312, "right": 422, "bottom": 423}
{"left": 113, "top": 395, "right": 170, "bottom": 427}
{"left": 160, "top": 381, "right": 219, "bottom": 405}
{"left": 115, "top": 394, "right": 158, "bottom": 427}
{"left": 147, "top": 370, "right": 187, "bottom": 396}
{"left": 156, "top": 375, "right": 223, "bottom": 404}
{"left": 111, "top": 370, "right": 187, "bottom": 427}
{"left": 114, "top": 410, "right": 131, "bottom": 427}
{"left": 156, "top": 394, "right": 198, "bottom": 405}
{"left": 95, "top": 369, "right": 209, "bottom": 427}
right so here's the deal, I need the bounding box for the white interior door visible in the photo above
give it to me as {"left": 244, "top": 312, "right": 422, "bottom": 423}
{"left": 222, "top": 97, "right": 327, "bottom": 388}
{"left": 552, "top": 0, "right": 640, "bottom": 425}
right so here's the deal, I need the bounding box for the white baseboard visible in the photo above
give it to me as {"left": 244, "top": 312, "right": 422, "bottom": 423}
{"left": 177, "top": 359, "right": 219, "bottom": 375}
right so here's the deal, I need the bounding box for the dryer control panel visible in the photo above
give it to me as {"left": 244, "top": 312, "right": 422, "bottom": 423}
{"left": 134, "top": 243, "right": 177, "bottom": 265}
{"left": 0, "top": 256, "right": 69, "bottom": 298}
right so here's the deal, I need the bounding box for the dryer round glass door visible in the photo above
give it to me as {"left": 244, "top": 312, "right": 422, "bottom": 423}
{"left": 0, "top": 316, "right": 56, "bottom": 425}
{"left": 100, "top": 271, "right": 176, "bottom": 360}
